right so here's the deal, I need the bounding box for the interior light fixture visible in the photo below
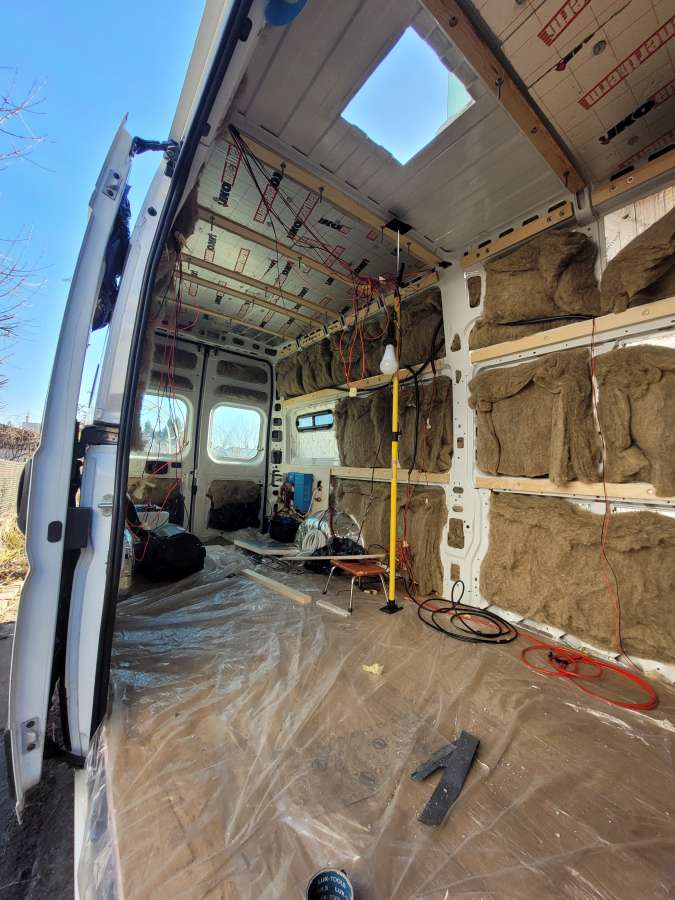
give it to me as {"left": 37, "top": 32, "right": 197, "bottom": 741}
{"left": 379, "top": 343, "right": 399, "bottom": 375}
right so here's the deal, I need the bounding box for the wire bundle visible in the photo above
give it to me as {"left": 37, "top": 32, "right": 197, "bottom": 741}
{"left": 414, "top": 580, "right": 518, "bottom": 645}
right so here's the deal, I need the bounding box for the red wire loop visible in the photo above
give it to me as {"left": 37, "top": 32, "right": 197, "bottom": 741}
{"left": 521, "top": 638, "right": 657, "bottom": 711}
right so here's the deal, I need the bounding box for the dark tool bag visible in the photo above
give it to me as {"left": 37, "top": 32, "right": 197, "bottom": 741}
{"left": 269, "top": 514, "right": 300, "bottom": 543}
{"left": 136, "top": 523, "right": 206, "bottom": 582}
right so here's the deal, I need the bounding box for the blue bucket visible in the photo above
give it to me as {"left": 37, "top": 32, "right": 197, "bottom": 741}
{"left": 306, "top": 869, "right": 354, "bottom": 900}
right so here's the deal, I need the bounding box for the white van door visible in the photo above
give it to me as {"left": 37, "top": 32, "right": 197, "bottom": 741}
{"left": 189, "top": 348, "right": 272, "bottom": 538}
{"left": 6, "top": 121, "right": 133, "bottom": 817}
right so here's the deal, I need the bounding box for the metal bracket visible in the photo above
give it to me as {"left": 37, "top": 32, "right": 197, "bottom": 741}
{"left": 572, "top": 185, "right": 596, "bottom": 227}
{"left": 131, "top": 137, "right": 179, "bottom": 157}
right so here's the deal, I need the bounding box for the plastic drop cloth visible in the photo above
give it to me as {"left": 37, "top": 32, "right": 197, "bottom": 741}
{"left": 79, "top": 547, "right": 675, "bottom": 899}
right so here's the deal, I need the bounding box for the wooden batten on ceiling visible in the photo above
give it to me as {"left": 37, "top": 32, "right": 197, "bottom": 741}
{"left": 461, "top": 200, "right": 574, "bottom": 270}
{"left": 591, "top": 147, "right": 675, "bottom": 209}
{"left": 421, "top": 0, "right": 585, "bottom": 194}
{"left": 180, "top": 269, "right": 320, "bottom": 326}
{"left": 238, "top": 132, "right": 442, "bottom": 269}
{"left": 163, "top": 296, "right": 289, "bottom": 340}
{"left": 181, "top": 253, "right": 329, "bottom": 316}
{"left": 197, "top": 205, "right": 354, "bottom": 286}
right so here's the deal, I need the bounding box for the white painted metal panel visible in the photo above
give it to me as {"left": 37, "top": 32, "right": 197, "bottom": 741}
{"left": 7, "top": 123, "right": 133, "bottom": 817}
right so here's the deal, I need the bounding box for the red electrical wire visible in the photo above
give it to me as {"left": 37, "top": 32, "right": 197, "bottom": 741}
{"left": 590, "top": 316, "right": 631, "bottom": 662}
{"left": 520, "top": 635, "right": 657, "bottom": 711}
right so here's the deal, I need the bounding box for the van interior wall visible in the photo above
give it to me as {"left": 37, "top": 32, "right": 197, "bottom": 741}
{"left": 335, "top": 375, "right": 452, "bottom": 472}
{"left": 481, "top": 492, "right": 675, "bottom": 665}
{"left": 475, "top": 206, "right": 675, "bottom": 665}
{"left": 469, "top": 348, "right": 599, "bottom": 484}
{"left": 468, "top": 342, "right": 675, "bottom": 493}
{"left": 333, "top": 479, "right": 447, "bottom": 597}
{"left": 469, "top": 208, "right": 675, "bottom": 350}
{"left": 275, "top": 286, "right": 444, "bottom": 399}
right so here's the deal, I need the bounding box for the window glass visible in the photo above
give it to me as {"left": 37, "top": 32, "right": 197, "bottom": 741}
{"left": 209, "top": 404, "right": 263, "bottom": 461}
{"left": 138, "top": 393, "right": 189, "bottom": 456}
{"left": 296, "top": 410, "right": 334, "bottom": 432}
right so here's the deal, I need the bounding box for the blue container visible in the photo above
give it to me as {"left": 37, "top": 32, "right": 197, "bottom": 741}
{"left": 288, "top": 471, "right": 314, "bottom": 514}
{"left": 306, "top": 869, "right": 354, "bottom": 900}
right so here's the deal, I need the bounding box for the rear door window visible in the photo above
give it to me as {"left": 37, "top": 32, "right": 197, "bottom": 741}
{"left": 208, "top": 404, "right": 263, "bottom": 462}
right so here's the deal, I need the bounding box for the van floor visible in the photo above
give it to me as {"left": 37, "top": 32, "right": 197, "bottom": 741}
{"left": 79, "top": 547, "right": 675, "bottom": 899}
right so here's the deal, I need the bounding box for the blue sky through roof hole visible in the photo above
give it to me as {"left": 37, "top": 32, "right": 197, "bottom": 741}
{"left": 341, "top": 27, "right": 473, "bottom": 165}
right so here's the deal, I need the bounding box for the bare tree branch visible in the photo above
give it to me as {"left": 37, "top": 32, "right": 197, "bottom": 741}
{"left": 0, "top": 73, "right": 47, "bottom": 390}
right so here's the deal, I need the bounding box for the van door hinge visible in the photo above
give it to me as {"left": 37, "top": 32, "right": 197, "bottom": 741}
{"left": 131, "top": 137, "right": 180, "bottom": 176}
{"left": 130, "top": 137, "right": 179, "bottom": 157}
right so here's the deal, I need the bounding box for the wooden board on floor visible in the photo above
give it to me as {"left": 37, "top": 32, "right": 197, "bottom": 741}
{"left": 242, "top": 569, "right": 312, "bottom": 605}
{"left": 235, "top": 537, "right": 298, "bottom": 557}
{"left": 235, "top": 538, "right": 385, "bottom": 561}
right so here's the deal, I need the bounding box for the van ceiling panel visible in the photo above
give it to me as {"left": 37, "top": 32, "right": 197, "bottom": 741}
{"left": 231, "top": 0, "right": 565, "bottom": 255}
{"left": 474, "top": 0, "right": 675, "bottom": 184}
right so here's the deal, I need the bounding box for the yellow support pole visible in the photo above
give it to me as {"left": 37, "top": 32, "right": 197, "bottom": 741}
{"left": 382, "top": 288, "right": 403, "bottom": 615}
{"left": 388, "top": 369, "right": 399, "bottom": 602}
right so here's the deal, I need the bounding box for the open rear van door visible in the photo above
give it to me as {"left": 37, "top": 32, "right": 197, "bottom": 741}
{"left": 6, "top": 121, "right": 133, "bottom": 818}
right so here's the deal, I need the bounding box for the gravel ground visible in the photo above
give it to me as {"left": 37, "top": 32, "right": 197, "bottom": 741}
{"left": 0, "top": 582, "right": 73, "bottom": 899}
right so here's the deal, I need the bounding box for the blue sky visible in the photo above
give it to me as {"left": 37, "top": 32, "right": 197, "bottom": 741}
{"left": 0, "top": 1, "right": 205, "bottom": 424}
{"left": 342, "top": 26, "right": 473, "bottom": 165}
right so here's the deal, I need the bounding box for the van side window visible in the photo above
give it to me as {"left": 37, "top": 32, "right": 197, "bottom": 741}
{"left": 138, "top": 393, "right": 189, "bottom": 456}
{"left": 296, "top": 410, "right": 334, "bottom": 432}
{"left": 208, "top": 404, "right": 263, "bottom": 462}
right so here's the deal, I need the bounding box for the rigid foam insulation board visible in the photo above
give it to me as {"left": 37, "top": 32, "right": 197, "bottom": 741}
{"left": 335, "top": 375, "right": 452, "bottom": 473}
{"left": 596, "top": 345, "right": 675, "bottom": 497}
{"left": 333, "top": 479, "right": 446, "bottom": 597}
{"left": 275, "top": 287, "right": 444, "bottom": 398}
{"left": 469, "top": 349, "right": 600, "bottom": 484}
{"left": 600, "top": 207, "right": 675, "bottom": 314}
{"left": 469, "top": 229, "right": 600, "bottom": 350}
{"left": 481, "top": 493, "right": 675, "bottom": 665}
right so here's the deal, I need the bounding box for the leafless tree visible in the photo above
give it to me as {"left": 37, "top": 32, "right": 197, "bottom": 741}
{"left": 0, "top": 422, "right": 39, "bottom": 461}
{"left": 0, "top": 72, "right": 46, "bottom": 388}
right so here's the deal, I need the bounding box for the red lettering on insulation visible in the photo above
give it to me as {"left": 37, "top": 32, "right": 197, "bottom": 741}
{"left": 538, "top": 0, "right": 591, "bottom": 46}
{"left": 579, "top": 16, "right": 675, "bottom": 109}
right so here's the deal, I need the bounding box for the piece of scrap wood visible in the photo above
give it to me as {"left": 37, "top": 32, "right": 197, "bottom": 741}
{"left": 316, "top": 599, "right": 351, "bottom": 618}
{"left": 242, "top": 569, "right": 312, "bottom": 605}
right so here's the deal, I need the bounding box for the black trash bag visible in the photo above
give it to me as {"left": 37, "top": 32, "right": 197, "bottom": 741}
{"left": 303, "top": 537, "right": 364, "bottom": 573}
{"left": 93, "top": 185, "right": 131, "bottom": 330}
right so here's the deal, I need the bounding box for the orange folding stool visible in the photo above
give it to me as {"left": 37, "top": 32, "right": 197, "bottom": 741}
{"left": 322, "top": 558, "right": 389, "bottom": 614}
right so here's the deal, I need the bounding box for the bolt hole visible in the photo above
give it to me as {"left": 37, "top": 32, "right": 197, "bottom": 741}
{"left": 27, "top": 743, "right": 36, "bottom": 752}
{"left": 148, "top": 206, "right": 157, "bottom": 216}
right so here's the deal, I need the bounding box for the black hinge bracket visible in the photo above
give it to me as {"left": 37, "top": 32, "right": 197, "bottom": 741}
{"left": 44, "top": 736, "right": 86, "bottom": 770}
{"left": 130, "top": 137, "right": 179, "bottom": 157}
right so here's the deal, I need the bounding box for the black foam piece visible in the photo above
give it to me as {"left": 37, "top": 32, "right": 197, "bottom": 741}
{"left": 416, "top": 731, "right": 479, "bottom": 827}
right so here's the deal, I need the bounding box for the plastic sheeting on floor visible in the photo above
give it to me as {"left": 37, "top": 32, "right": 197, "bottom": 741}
{"left": 78, "top": 548, "right": 675, "bottom": 899}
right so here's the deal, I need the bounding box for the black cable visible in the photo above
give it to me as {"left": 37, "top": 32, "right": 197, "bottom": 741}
{"left": 416, "top": 581, "right": 518, "bottom": 645}
{"left": 502, "top": 314, "right": 594, "bottom": 326}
